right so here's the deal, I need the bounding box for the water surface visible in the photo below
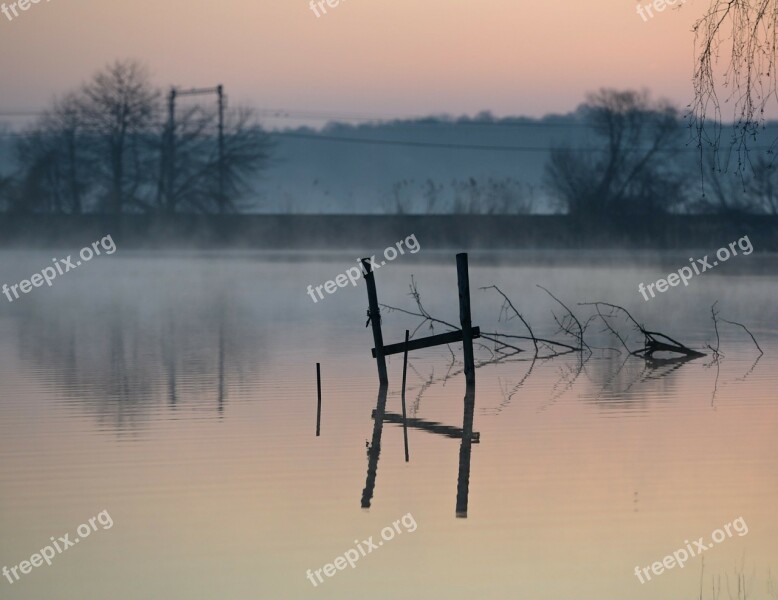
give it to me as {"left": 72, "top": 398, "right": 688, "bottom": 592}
{"left": 0, "top": 249, "right": 776, "bottom": 599}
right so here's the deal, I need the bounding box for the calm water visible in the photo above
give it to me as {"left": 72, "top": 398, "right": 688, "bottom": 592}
{"left": 0, "top": 249, "right": 777, "bottom": 599}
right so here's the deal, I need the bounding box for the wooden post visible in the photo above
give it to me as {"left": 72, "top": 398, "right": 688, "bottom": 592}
{"left": 401, "top": 330, "right": 410, "bottom": 462}
{"left": 456, "top": 253, "right": 476, "bottom": 516}
{"left": 316, "top": 363, "right": 322, "bottom": 437}
{"left": 456, "top": 253, "right": 476, "bottom": 390}
{"left": 362, "top": 258, "right": 389, "bottom": 386}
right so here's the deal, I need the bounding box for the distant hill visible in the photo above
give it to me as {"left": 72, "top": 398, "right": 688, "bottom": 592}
{"left": 3, "top": 113, "right": 777, "bottom": 214}
{"left": 260, "top": 112, "right": 593, "bottom": 214}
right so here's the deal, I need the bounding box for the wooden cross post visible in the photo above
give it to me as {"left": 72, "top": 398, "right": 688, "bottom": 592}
{"left": 362, "top": 253, "right": 480, "bottom": 515}
{"left": 367, "top": 253, "right": 479, "bottom": 390}
{"left": 362, "top": 258, "right": 389, "bottom": 386}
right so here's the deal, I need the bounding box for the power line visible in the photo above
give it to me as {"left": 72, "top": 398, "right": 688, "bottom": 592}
{"left": 0, "top": 107, "right": 598, "bottom": 129}
{"left": 268, "top": 131, "right": 596, "bottom": 152}
{"left": 0, "top": 127, "right": 774, "bottom": 154}
{"left": 268, "top": 131, "right": 765, "bottom": 154}
{"left": 4, "top": 106, "right": 777, "bottom": 137}
{"left": 1, "top": 108, "right": 776, "bottom": 154}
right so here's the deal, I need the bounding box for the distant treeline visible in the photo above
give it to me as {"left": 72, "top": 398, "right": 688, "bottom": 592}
{"left": 1, "top": 65, "right": 777, "bottom": 217}
{"left": 378, "top": 90, "right": 778, "bottom": 217}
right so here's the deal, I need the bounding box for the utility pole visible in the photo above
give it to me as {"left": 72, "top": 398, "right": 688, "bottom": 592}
{"left": 217, "top": 84, "right": 226, "bottom": 214}
{"left": 166, "top": 87, "right": 177, "bottom": 213}
{"left": 165, "top": 84, "right": 226, "bottom": 214}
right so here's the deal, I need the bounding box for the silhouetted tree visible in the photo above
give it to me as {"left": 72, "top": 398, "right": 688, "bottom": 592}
{"left": 210, "top": 107, "right": 275, "bottom": 213}
{"left": 544, "top": 89, "right": 685, "bottom": 218}
{"left": 79, "top": 60, "right": 160, "bottom": 214}
{"left": 687, "top": 154, "right": 755, "bottom": 214}
{"left": 9, "top": 94, "right": 91, "bottom": 214}
{"left": 687, "top": 152, "right": 778, "bottom": 214}
{"left": 8, "top": 60, "right": 273, "bottom": 215}
{"left": 748, "top": 154, "right": 778, "bottom": 213}
{"left": 157, "top": 105, "right": 273, "bottom": 214}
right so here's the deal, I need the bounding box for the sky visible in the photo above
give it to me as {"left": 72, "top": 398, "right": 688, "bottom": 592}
{"left": 0, "top": 0, "right": 717, "bottom": 123}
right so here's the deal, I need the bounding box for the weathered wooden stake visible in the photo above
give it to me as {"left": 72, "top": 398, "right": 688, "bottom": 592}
{"left": 456, "top": 253, "right": 476, "bottom": 390}
{"left": 362, "top": 258, "right": 389, "bottom": 386}
{"left": 316, "top": 362, "right": 322, "bottom": 437}
{"left": 401, "top": 329, "right": 410, "bottom": 462}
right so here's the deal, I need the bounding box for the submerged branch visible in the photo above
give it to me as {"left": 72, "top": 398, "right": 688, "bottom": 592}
{"left": 579, "top": 301, "right": 705, "bottom": 359}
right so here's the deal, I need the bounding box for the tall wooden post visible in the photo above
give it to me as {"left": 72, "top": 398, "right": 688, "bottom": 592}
{"left": 400, "top": 330, "right": 410, "bottom": 462}
{"left": 362, "top": 258, "right": 389, "bottom": 386}
{"left": 316, "top": 363, "right": 322, "bottom": 437}
{"left": 456, "top": 253, "right": 476, "bottom": 390}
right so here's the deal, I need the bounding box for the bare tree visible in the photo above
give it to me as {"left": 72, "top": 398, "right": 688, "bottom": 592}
{"left": 158, "top": 105, "right": 273, "bottom": 214}
{"left": 7, "top": 61, "right": 273, "bottom": 215}
{"left": 11, "top": 130, "right": 61, "bottom": 213}
{"left": 79, "top": 60, "right": 160, "bottom": 214}
{"left": 156, "top": 104, "right": 216, "bottom": 214}
{"left": 545, "top": 89, "right": 685, "bottom": 218}
{"left": 0, "top": 174, "right": 12, "bottom": 212}
{"left": 213, "top": 107, "right": 275, "bottom": 213}
{"left": 748, "top": 153, "right": 778, "bottom": 212}
{"left": 691, "top": 0, "right": 778, "bottom": 168}
{"left": 687, "top": 153, "right": 754, "bottom": 213}
{"left": 11, "top": 94, "right": 91, "bottom": 214}
{"left": 688, "top": 150, "right": 778, "bottom": 213}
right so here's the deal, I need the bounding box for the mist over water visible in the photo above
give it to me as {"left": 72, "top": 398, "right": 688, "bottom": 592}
{"left": 0, "top": 250, "right": 776, "bottom": 599}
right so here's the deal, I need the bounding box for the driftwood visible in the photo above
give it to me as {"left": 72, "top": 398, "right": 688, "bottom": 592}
{"left": 379, "top": 278, "right": 763, "bottom": 411}
{"left": 383, "top": 279, "right": 765, "bottom": 362}
{"left": 706, "top": 301, "right": 764, "bottom": 358}
{"left": 579, "top": 301, "right": 706, "bottom": 358}
{"left": 480, "top": 285, "right": 583, "bottom": 357}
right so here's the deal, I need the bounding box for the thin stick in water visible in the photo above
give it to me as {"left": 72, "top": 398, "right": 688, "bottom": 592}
{"left": 316, "top": 362, "right": 322, "bottom": 437}
{"left": 401, "top": 330, "right": 410, "bottom": 462}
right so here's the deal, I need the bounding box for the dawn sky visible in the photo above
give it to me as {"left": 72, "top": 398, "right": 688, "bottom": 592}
{"left": 0, "top": 0, "right": 713, "bottom": 121}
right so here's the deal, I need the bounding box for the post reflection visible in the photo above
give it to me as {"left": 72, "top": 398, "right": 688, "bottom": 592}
{"left": 361, "top": 383, "right": 479, "bottom": 518}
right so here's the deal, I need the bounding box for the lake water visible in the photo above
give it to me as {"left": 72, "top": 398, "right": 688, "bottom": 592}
{"left": 0, "top": 249, "right": 776, "bottom": 599}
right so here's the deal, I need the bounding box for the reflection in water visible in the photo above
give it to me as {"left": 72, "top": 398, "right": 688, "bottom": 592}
{"left": 217, "top": 301, "right": 226, "bottom": 415}
{"left": 164, "top": 307, "right": 178, "bottom": 407}
{"left": 358, "top": 339, "right": 760, "bottom": 519}
{"left": 1, "top": 254, "right": 777, "bottom": 599}
{"left": 456, "top": 384, "right": 476, "bottom": 518}
{"left": 361, "top": 384, "right": 388, "bottom": 509}
{"left": 373, "top": 410, "right": 479, "bottom": 441}
{"left": 363, "top": 383, "right": 479, "bottom": 518}
{"left": 12, "top": 287, "right": 264, "bottom": 430}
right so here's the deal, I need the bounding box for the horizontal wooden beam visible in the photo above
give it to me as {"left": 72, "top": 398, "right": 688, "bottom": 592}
{"left": 372, "top": 327, "right": 480, "bottom": 358}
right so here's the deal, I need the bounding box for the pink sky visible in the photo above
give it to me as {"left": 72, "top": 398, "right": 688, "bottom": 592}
{"left": 0, "top": 0, "right": 714, "bottom": 120}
